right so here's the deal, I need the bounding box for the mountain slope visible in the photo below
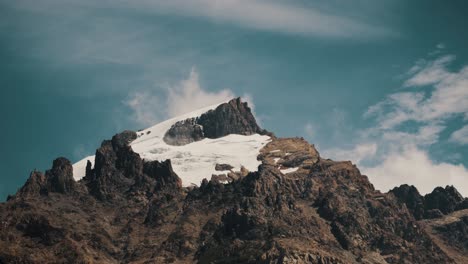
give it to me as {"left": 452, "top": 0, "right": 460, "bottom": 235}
{"left": 1, "top": 98, "right": 467, "bottom": 263}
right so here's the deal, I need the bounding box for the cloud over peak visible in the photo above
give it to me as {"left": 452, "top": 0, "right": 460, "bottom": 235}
{"left": 166, "top": 68, "right": 234, "bottom": 117}
{"left": 125, "top": 68, "right": 234, "bottom": 127}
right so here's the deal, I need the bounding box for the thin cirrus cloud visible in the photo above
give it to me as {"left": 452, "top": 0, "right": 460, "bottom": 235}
{"left": 136, "top": 0, "right": 393, "bottom": 38}
{"left": 4, "top": 0, "right": 395, "bottom": 70}
{"left": 9, "top": 0, "right": 393, "bottom": 38}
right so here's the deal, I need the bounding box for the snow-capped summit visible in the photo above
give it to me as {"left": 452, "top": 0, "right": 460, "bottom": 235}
{"left": 73, "top": 98, "right": 272, "bottom": 186}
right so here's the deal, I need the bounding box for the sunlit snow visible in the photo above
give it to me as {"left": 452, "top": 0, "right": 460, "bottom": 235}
{"left": 280, "top": 167, "right": 299, "bottom": 174}
{"left": 73, "top": 101, "right": 271, "bottom": 186}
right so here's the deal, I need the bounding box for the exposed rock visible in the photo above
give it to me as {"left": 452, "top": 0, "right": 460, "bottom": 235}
{"left": 198, "top": 97, "right": 268, "bottom": 138}
{"left": 215, "top": 163, "right": 234, "bottom": 171}
{"left": 259, "top": 137, "right": 320, "bottom": 170}
{"left": 15, "top": 214, "right": 64, "bottom": 246}
{"left": 426, "top": 209, "right": 444, "bottom": 219}
{"left": 143, "top": 159, "right": 182, "bottom": 191}
{"left": 390, "top": 184, "right": 425, "bottom": 220}
{"left": 424, "top": 209, "right": 468, "bottom": 263}
{"left": 210, "top": 173, "right": 231, "bottom": 184}
{"left": 15, "top": 158, "right": 79, "bottom": 198}
{"left": 163, "top": 118, "right": 204, "bottom": 146}
{"left": 424, "top": 186, "right": 466, "bottom": 215}
{"left": 45, "top": 157, "right": 77, "bottom": 194}
{"left": 16, "top": 170, "right": 46, "bottom": 198}
{"left": 391, "top": 184, "right": 468, "bottom": 220}
{"left": 82, "top": 130, "right": 183, "bottom": 201}
{"left": 240, "top": 166, "right": 250, "bottom": 177}
{"left": 456, "top": 199, "right": 468, "bottom": 211}
{"left": 163, "top": 98, "right": 270, "bottom": 146}
{"left": 1, "top": 113, "right": 466, "bottom": 263}
{"left": 111, "top": 130, "right": 137, "bottom": 148}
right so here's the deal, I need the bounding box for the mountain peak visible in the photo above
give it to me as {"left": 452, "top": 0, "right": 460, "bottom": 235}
{"left": 164, "top": 97, "right": 269, "bottom": 146}
{"left": 72, "top": 97, "right": 272, "bottom": 187}
{"left": 2, "top": 97, "right": 468, "bottom": 263}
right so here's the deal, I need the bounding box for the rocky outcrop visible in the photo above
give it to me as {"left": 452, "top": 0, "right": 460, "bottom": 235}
{"left": 45, "top": 158, "right": 77, "bottom": 194}
{"left": 424, "top": 209, "right": 468, "bottom": 263}
{"left": 390, "top": 184, "right": 425, "bottom": 220}
{"left": 163, "top": 97, "right": 270, "bottom": 146}
{"left": 198, "top": 97, "right": 267, "bottom": 138}
{"left": 163, "top": 118, "right": 204, "bottom": 146}
{"left": 13, "top": 158, "right": 79, "bottom": 199}
{"left": 143, "top": 159, "right": 182, "bottom": 191}
{"left": 391, "top": 184, "right": 468, "bottom": 220}
{"left": 215, "top": 163, "right": 234, "bottom": 171}
{"left": 83, "top": 130, "right": 182, "bottom": 201}
{"left": 15, "top": 170, "right": 47, "bottom": 198}
{"left": 424, "top": 186, "right": 468, "bottom": 214}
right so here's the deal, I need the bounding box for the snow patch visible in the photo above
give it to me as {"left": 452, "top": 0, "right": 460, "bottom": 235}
{"left": 133, "top": 134, "right": 270, "bottom": 186}
{"left": 214, "top": 170, "right": 232, "bottom": 175}
{"left": 280, "top": 167, "right": 299, "bottom": 174}
{"left": 73, "top": 100, "right": 272, "bottom": 187}
{"left": 72, "top": 156, "right": 94, "bottom": 181}
{"left": 273, "top": 158, "right": 280, "bottom": 164}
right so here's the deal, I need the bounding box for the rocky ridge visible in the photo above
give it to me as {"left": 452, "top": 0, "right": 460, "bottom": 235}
{"left": 163, "top": 97, "right": 269, "bottom": 146}
{"left": 1, "top": 98, "right": 467, "bottom": 263}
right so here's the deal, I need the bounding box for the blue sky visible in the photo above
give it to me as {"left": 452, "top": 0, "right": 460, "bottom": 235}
{"left": 1, "top": 0, "right": 468, "bottom": 199}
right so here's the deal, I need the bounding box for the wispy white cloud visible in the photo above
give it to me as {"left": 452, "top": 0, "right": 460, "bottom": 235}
{"left": 325, "top": 143, "right": 377, "bottom": 165}
{"left": 436, "top": 43, "right": 445, "bottom": 49}
{"left": 135, "top": 0, "right": 392, "bottom": 38}
{"left": 8, "top": 0, "right": 393, "bottom": 40}
{"left": 404, "top": 55, "right": 455, "bottom": 87}
{"left": 125, "top": 68, "right": 235, "bottom": 126}
{"left": 166, "top": 68, "right": 234, "bottom": 117}
{"left": 124, "top": 89, "right": 164, "bottom": 127}
{"left": 362, "top": 146, "right": 468, "bottom": 196}
{"left": 450, "top": 125, "right": 468, "bottom": 145}
{"left": 327, "top": 49, "right": 468, "bottom": 195}
{"left": 304, "top": 123, "right": 315, "bottom": 138}
{"left": 367, "top": 54, "right": 468, "bottom": 129}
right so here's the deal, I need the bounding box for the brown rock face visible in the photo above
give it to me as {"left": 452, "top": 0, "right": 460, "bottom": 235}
{"left": 423, "top": 209, "right": 468, "bottom": 263}
{"left": 163, "top": 118, "right": 205, "bottom": 146}
{"left": 390, "top": 184, "right": 426, "bottom": 220}
{"left": 390, "top": 184, "right": 468, "bottom": 220}
{"left": 83, "top": 130, "right": 182, "bottom": 201}
{"left": 0, "top": 100, "right": 466, "bottom": 263}
{"left": 45, "top": 157, "right": 76, "bottom": 194}
{"left": 13, "top": 157, "right": 79, "bottom": 198}
{"left": 198, "top": 97, "right": 267, "bottom": 138}
{"left": 0, "top": 136, "right": 463, "bottom": 263}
